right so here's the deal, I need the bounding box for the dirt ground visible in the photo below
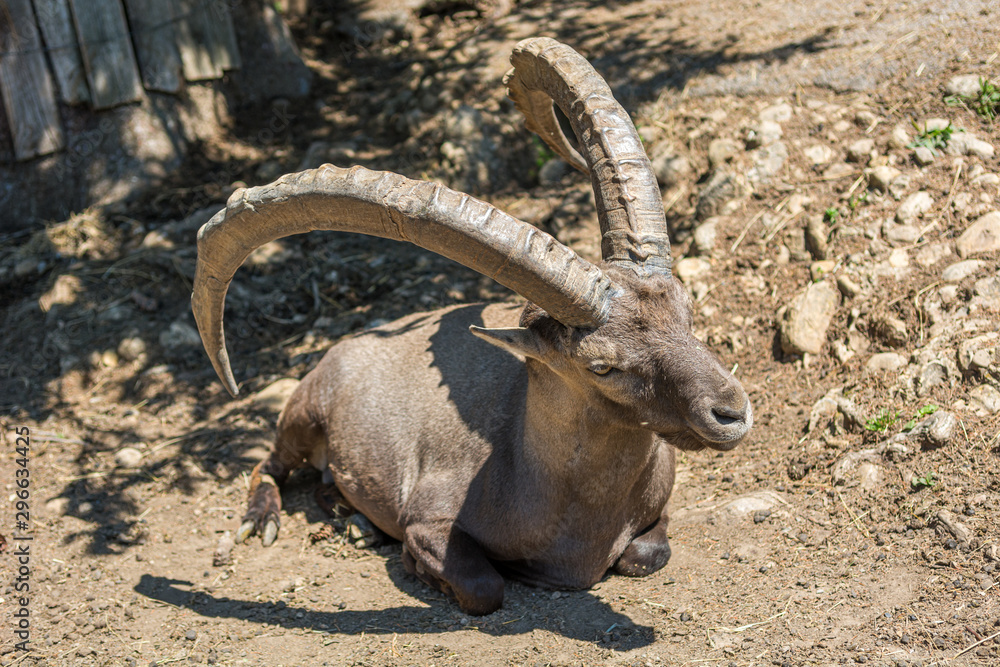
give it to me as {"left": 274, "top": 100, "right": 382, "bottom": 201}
{"left": 2, "top": 1, "right": 999, "bottom": 665}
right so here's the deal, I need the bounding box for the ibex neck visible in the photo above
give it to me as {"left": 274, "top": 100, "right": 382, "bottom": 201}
{"left": 520, "top": 361, "right": 656, "bottom": 490}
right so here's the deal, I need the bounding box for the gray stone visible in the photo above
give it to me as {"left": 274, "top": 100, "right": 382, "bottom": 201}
{"left": 869, "top": 165, "right": 901, "bottom": 192}
{"left": 158, "top": 320, "right": 201, "bottom": 350}
{"left": 836, "top": 275, "right": 861, "bottom": 298}
{"left": 696, "top": 169, "right": 744, "bottom": 220}
{"left": 936, "top": 509, "right": 973, "bottom": 545}
{"left": 117, "top": 336, "right": 147, "bottom": 362}
{"left": 883, "top": 221, "right": 921, "bottom": 245}
{"left": 913, "top": 146, "right": 935, "bottom": 166}
{"left": 297, "top": 141, "right": 331, "bottom": 171}
{"left": 780, "top": 281, "right": 841, "bottom": 355}
{"left": 942, "top": 259, "right": 984, "bottom": 282}
{"left": 865, "top": 352, "right": 906, "bottom": 373}
{"left": 895, "top": 191, "right": 934, "bottom": 222}
{"left": 847, "top": 138, "right": 874, "bottom": 163}
{"left": 716, "top": 491, "right": 786, "bottom": 524}
{"left": 875, "top": 316, "right": 908, "bottom": 348}
{"left": 804, "top": 144, "right": 835, "bottom": 165}
{"left": 652, "top": 153, "right": 691, "bottom": 188}
{"left": 970, "top": 385, "right": 1000, "bottom": 414}
{"left": 538, "top": 158, "right": 569, "bottom": 185}
{"left": 749, "top": 141, "right": 788, "bottom": 182}
{"left": 915, "top": 243, "right": 953, "bottom": 267}
{"left": 746, "top": 120, "right": 782, "bottom": 148}
{"left": 946, "top": 133, "right": 996, "bottom": 160}
{"left": 888, "top": 123, "right": 910, "bottom": 149}
{"left": 693, "top": 219, "right": 719, "bottom": 255}
{"left": 956, "top": 212, "right": 1000, "bottom": 258}
{"left": 822, "top": 162, "right": 855, "bottom": 180}
{"left": 972, "top": 173, "right": 1000, "bottom": 187}
{"left": 759, "top": 103, "right": 793, "bottom": 123}
{"left": 922, "top": 118, "right": 952, "bottom": 132}
{"left": 908, "top": 411, "right": 958, "bottom": 448}
{"left": 918, "top": 361, "right": 948, "bottom": 396}
{"left": 675, "top": 257, "right": 712, "bottom": 283}
{"left": 114, "top": 447, "right": 143, "bottom": 469}
{"left": 957, "top": 335, "right": 998, "bottom": 373}
{"left": 708, "top": 138, "right": 741, "bottom": 168}
{"left": 946, "top": 74, "right": 986, "bottom": 98}
{"left": 805, "top": 217, "right": 829, "bottom": 260}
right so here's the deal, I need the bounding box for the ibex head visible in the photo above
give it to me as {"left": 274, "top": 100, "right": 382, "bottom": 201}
{"left": 192, "top": 37, "right": 750, "bottom": 451}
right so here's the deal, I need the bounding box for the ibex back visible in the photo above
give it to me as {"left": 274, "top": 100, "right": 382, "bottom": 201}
{"left": 192, "top": 37, "right": 752, "bottom": 615}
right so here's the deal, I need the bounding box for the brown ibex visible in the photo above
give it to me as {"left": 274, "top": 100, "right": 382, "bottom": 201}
{"left": 192, "top": 37, "right": 751, "bottom": 615}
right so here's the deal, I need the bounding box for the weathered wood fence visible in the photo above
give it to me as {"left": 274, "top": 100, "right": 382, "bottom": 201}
{"left": 0, "top": 0, "right": 240, "bottom": 161}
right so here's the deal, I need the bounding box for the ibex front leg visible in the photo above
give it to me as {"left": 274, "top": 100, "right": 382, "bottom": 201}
{"left": 402, "top": 521, "right": 504, "bottom": 616}
{"left": 613, "top": 508, "right": 671, "bottom": 577}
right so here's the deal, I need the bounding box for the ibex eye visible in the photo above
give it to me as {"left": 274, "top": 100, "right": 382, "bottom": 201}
{"left": 590, "top": 364, "right": 614, "bottom": 376}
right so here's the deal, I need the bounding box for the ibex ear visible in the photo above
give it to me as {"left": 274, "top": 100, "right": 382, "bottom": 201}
{"left": 469, "top": 326, "right": 546, "bottom": 360}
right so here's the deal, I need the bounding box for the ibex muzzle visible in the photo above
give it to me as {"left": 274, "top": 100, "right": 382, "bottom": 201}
{"left": 192, "top": 37, "right": 751, "bottom": 615}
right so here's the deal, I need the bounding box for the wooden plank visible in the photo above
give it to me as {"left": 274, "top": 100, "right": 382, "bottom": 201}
{"left": 67, "top": 0, "right": 143, "bottom": 108}
{"left": 31, "top": 0, "right": 90, "bottom": 104}
{"left": 122, "top": 0, "right": 182, "bottom": 92}
{"left": 0, "top": 0, "right": 66, "bottom": 159}
{"left": 175, "top": 0, "right": 240, "bottom": 82}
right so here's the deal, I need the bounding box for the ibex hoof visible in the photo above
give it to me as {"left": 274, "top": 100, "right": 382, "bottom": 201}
{"left": 261, "top": 519, "right": 279, "bottom": 546}
{"left": 347, "top": 513, "right": 383, "bottom": 549}
{"left": 236, "top": 520, "right": 256, "bottom": 544}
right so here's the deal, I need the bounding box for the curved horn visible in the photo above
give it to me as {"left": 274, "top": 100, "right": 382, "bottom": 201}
{"left": 505, "top": 37, "right": 671, "bottom": 275}
{"left": 192, "top": 165, "right": 618, "bottom": 396}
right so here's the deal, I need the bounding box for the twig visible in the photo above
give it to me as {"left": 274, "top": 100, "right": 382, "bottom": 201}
{"left": 836, "top": 490, "right": 871, "bottom": 538}
{"left": 954, "top": 628, "right": 1000, "bottom": 658}
{"left": 731, "top": 209, "right": 767, "bottom": 253}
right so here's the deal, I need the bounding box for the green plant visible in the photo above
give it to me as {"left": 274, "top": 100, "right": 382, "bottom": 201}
{"left": 865, "top": 409, "right": 899, "bottom": 433}
{"left": 945, "top": 77, "right": 1000, "bottom": 122}
{"left": 907, "top": 122, "right": 957, "bottom": 155}
{"left": 902, "top": 404, "right": 938, "bottom": 431}
{"left": 530, "top": 135, "right": 556, "bottom": 172}
{"left": 911, "top": 471, "right": 937, "bottom": 489}
{"left": 823, "top": 207, "right": 839, "bottom": 223}
{"left": 848, "top": 191, "right": 868, "bottom": 211}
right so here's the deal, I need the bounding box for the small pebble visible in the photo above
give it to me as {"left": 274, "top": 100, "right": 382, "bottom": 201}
{"left": 186, "top": 629, "right": 197, "bottom": 641}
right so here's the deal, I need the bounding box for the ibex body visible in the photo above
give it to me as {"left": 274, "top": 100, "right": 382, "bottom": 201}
{"left": 192, "top": 38, "right": 751, "bottom": 615}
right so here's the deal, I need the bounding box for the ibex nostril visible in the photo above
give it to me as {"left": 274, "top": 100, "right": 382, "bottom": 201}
{"left": 711, "top": 405, "right": 744, "bottom": 426}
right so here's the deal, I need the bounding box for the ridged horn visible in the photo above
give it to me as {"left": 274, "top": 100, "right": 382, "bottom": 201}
{"left": 192, "top": 165, "right": 618, "bottom": 396}
{"left": 505, "top": 37, "right": 671, "bottom": 275}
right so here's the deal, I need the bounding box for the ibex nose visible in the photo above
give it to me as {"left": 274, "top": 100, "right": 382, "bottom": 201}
{"left": 701, "top": 397, "right": 752, "bottom": 449}
{"left": 711, "top": 403, "right": 747, "bottom": 426}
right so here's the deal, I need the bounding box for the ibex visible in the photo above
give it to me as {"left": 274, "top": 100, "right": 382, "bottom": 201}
{"left": 192, "top": 38, "right": 751, "bottom": 615}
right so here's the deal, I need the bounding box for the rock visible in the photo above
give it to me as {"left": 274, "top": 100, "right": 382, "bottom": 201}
{"left": 804, "top": 217, "right": 829, "bottom": 260}
{"left": 746, "top": 120, "right": 782, "bottom": 148}
{"left": 707, "top": 138, "right": 741, "bottom": 168}
{"left": 888, "top": 248, "right": 909, "bottom": 268}
{"left": 213, "top": 531, "right": 235, "bottom": 567}
{"left": 856, "top": 462, "right": 884, "bottom": 490}
{"left": 45, "top": 496, "right": 70, "bottom": 516}
{"left": 970, "top": 385, "right": 1000, "bottom": 414}
{"left": 922, "top": 118, "right": 952, "bottom": 132}
{"left": 117, "top": 336, "right": 147, "bottom": 362}
{"left": 810, "top": 261, "right": 836, "bottom": 282}
{"left": 38, "top": 274, "right": 83, "bottom": 313}
{"left": 651, "top": 153, "right": 690, "bottom": 188}
{"left": 888, "top": 123, "right": 910, "bottom": 149}
{"left": 715, "top": 491, "right": 786, "bottom": 524}
{"left": 946, "top": 74, "right": 985, "bottom": 98}
{"left": 821, "top": 162, "right": 854, "bottom": 180}
{"left": 158, "top": 320, "right": 201, "bottom": 350}
{"left": 908, "top": 411, "right": 957, "bottom": 449}
{"left": 957, "top": 334, "right": 998, "bottom": 373}
{"left": 254, "top": 378, "right": 301, "bottom": 414}
{"left": 855, "top": 109, "right": 879, "bottom": 128}
{"left": 865, "top": 352, "right": 906, "bottom": 373}
{"left": 869, "top": 165, "right": 901, "bottom": 192}
{"left": 913, "top": 146, "right": 935, "bottom": 166}
{"left": 749, "top": 141, "right": 788, "bottom": 182}
{"left": 759, "top": 103, "right": 793, "bottom": 123}
{"left": 836, "top": 275, "right": 861, "bottom": 298}
{"left": 972, "top": 173, "right": 1000, "bottom": 187}
{"left": 918, "top": 361, "right": 949, "bottom": 396}
{"left": 883, "top": 220, "right": 921, "bottom": 245}
{"left": 538, "top": 158, "right": 570, "bottom": 185}
{"left": 896, "top": 191, "right": 934, "bottom": 222}
{"left": 297, "top": 141, "right": 331, "bottom": 171}
{"left": 874, "top": 315, "right": 908, "bottom": 347}
{"left": 955, "top": 211, "right": 1000, "bottom": 258}
{"left": 676, "top": 257, "right": 712, "bottom": 283}
{"left": 946, "top": 133, "right": 995, "bottom": 160}
{"left": 942, "top": 259, "right": 984, "bottom": 282}
{"left": 696, "top": 169, "right": 744, "bottom": 220}
{"left": 114, "top": 447, "right": 143, "bottom": 469}
{"left": 915, "top": 243, "right": 952, "bottom": 267}
{"left": 832, "top": 448, "right": 881, "bottom": 486}
{"left": 692, "top": 219, "right": 719, "bottom": 256}
{"left": 832, "top": 340, "right": 854, "bottom": 364}
{"left": 847, "top": 138, "right": 874, "bottom": 163}
{"left": 256, "top": 160, "right": 284, "bottom": 183}
{"left": 936, "top": 510, "right": 972, "bottom": 545}
{"left": 780, "top": 281, "right": 840, "bottom": 355}
{"left": 804, "top": 144, "right": 835, "bottom": 166}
